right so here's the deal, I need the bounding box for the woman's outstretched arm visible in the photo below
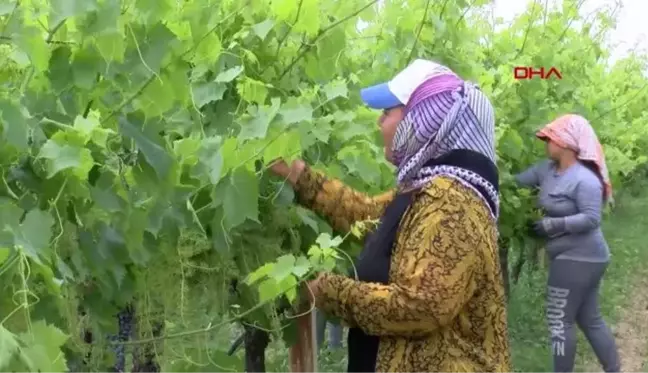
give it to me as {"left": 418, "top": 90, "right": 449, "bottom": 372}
{"left": 515, "top": 160, "right": 550, "bottom": 188}
{"left": 272, "top": 159, "right": 395, "bottom": 234}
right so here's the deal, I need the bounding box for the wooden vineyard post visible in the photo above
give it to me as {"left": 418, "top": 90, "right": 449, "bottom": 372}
{"left": 289, "top": 283, "right": 318, "bottom": 372}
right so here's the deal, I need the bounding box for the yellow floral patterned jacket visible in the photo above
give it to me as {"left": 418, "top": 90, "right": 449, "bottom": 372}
{"left": 294, "top": 166, "right": 511, "bottom": 372}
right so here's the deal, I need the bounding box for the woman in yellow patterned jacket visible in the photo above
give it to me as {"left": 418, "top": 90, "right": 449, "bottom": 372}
{"left": 270, "top": 59, "right": 511, "bottom": 372}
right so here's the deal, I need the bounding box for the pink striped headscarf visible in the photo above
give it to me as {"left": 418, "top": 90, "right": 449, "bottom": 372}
{"left": 536, "top": 114, "right": 612, "bottom": 200}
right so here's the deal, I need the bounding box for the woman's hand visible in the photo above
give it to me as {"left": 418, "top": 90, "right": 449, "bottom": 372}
{"left": 268, "top": 158, "right": 306, "bottom": 186}
{"left": 532, "top": 217, "right": 565, "bottom": 237}
{"left": 525, "top": 220, "right": 539, "bottom": 238}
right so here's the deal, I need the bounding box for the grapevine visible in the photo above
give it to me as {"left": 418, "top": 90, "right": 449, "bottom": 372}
{"left": 0, "top": 0, "right": 647, "bottom": 371}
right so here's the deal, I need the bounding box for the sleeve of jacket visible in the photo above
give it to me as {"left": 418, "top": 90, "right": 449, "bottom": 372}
{"left": 314, "top": 180, "right": 485, "bottom": 337}
{"left": 294, "top": 165, "right": 395, "bottom": 234}
{"left": 515, "top": 160, "right": 550, "bottom": 188}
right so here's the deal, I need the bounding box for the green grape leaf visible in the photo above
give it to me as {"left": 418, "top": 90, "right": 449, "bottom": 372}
{"left": 136, "top": 75, "right": 177, "bottom": 117}
{"left": 339, "top": 148, "right": 381, "bottom": 184}
{"left": 270, "top": 0, "right": 299, "bottom": 20}
{"left": 73, "top": 113, "right": 114, "bottom": 147}
{"left": 197, "top": 137, "right": 225, "bottom": 184}
{"left": 223, "top": 167, "right": 259, "bottom": 228}
{"left": 246, "top": 262, "right": 273, "bottom": 285}
{"left": 55, "top": 254, "right": 74, "bottom": 280}
{"left": 73, "top": 115, "right": 99, "bottom": 139}
{"left": 273, "top": 182, "right": 295, "bottom": 206}
{"left": 323, "top": 79, "right": 348, "bottom": 101}
{"left": 292, "top": 256, "right": 311, "bottom": 278}
{"left": 278, "top": 275, "right": 297, "bottom": 303}
{"left": 91, "top": 172, "right": 126, "bottom": 212}
{"left": 0, "top": 99, "right": 30, "bottom": 150}
{"left": 13, "top": 25, "right": 50, "bottom": 71}
{"left": 13, "top": 209, "right": 55, "bottom": 264}
{"left": 310, "top": 118, "right": 333, "bottom": 143}
{"left": 295, "top": 207, "right": 319, "bottom": 232}
{"left": 16, "top": 320, "right": 69, "bottom": 372}
{"left": 337, "top": 120, "right": 368, "bottom": 142}
{"left": 191, "top": 30, "right": 221, "bottom": 65}
{"left": 71, "top": 48, "right": 101, "bottom": 89}
{"left": 271, "top": 254, "right": 296, "bottom": 282}
{"left": 315, "top": 233, "right": 343, "bottom": 249}
{"left": 0, "top": 325, "right": 19, "bottom": 370}
{"left": 292, "top": 0, "right": 320, "bottom": 36}
{"left": 280, "top": 318, "right": 299, "bottom": 347}
{"left": 237, "top": 77, "right": 269, "bottom": 104}
{"left": 191, "top": 81, "right": 226, "bottom": 107}
{"left": 0, "top": 3, "right": 14, "bottom": 16}
{"left": 47, "top": 46, "right": 73, "bottom": 94}
{"left": 80, "top": 0, "right": 120, "bottom": 35}
{"left": 118, "top": 116, "right": 173, "bottom": 180}
{"left": 0, "top": 247, "right": 10, "bottom": 265}
{"left": 238, "top": 98, "right": 281, "bottom": 140}
{"left": 215, "top": 66, "right": 244, "bottom": 83}
{"left": 49, "top": 0, "right": 99, "bottom": 25}
{"left": 129, "top": 23, "right": 176, "bottom": 74}
{"left": 93, "top": 32, "right": 125, "bottom": 62}
{"left": 37, "top": 140, "right": 94, "bottom": 179}
{"left": 251, "top": 19, "right": 274, "bottom": 40}
{"left": 279, "top": 100, "right": 313, "bottom": 125}
{"left": 258, "top": 278, "right": 280, "bottom": 303}
{"left": 263, "top": 130, "right": 301, "bottom": 163}
{"left": 0, "top": 198, "right": 22, "bottom": 234}
{"left": 134, "top": 0, "right": 172, "bottom": 23}
{"left": 499, "top": 128, "right": 525, "bottom": 161}
{"left": 173, "top": 137, "right": 200, "bottom": 165}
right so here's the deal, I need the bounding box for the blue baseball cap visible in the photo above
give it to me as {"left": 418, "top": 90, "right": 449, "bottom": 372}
{"left": 360, "top": 59, "right": 453, "bottom": 109}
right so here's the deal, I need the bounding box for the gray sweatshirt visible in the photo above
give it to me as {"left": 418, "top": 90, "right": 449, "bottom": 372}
{"left": 515, "top": 160, "right": 610, "bottom": 263}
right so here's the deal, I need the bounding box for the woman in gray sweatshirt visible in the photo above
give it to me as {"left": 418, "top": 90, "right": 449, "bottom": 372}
{"left": 515, "top": 114, "right": 620, "bottom": 373}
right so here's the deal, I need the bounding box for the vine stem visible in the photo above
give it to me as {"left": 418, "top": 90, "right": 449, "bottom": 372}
{"left": 19, "top": 19, "right": 66, "bottom": 94}
{"left": 405, "top": 0, "right": 433, "bottom": 64}
{"left": 101, "top": 5, "right": 246, "bottom": 124}
{"left": 237, "top": 280, "right": 317, "bottom": 338}
{"left": 0, "top": 251, "right": 19, "bottom": 278}
{"left": 0, "top": 0, "right": 19, "bottom": 36}
{"left": 109, "top": 269, "right": 317, "bottom": 346}
{"left": 278, "top": 0, "right": 379, "bottom": 79}
{"left": 110, "top": 224, "right": 361, "bottom": 347}
{"left": 0, "top": 35, "right": 76, "bottom": 45}
{"left": 17, "top": 254, "right": 35, "bottom": 332}
{"left": 233, "top": 95, "right": 338, "bottom": 174}
{"left": 271, "top": 0, "right": 305, "bottom": 62}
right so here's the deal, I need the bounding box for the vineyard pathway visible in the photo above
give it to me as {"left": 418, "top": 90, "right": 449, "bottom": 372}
{"left": 581, "top": 196, "right": 648, "bottom": 373}
{"left": 583, "top": 271, "right": 648, "bottom": 372}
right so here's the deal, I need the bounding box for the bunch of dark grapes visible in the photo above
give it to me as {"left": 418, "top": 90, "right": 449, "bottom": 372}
{"left": 111, "top": 305, "right": 134, "bottom": 372}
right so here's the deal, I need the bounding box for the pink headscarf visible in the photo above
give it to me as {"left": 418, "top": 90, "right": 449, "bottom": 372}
{"left": 536, "top": 114, "right": 612, "bottom": 201}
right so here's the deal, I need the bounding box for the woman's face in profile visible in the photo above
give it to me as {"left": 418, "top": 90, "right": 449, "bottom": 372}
{"left": 545, "top": 139, "right": 564, "bottom": 160}
{"left": 379, "top": 106, "right": 406, "bottom": 163}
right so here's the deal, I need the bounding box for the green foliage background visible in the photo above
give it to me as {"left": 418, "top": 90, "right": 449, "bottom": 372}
{"left": 0, "top": 0, "right": 646, "bottom": 371}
